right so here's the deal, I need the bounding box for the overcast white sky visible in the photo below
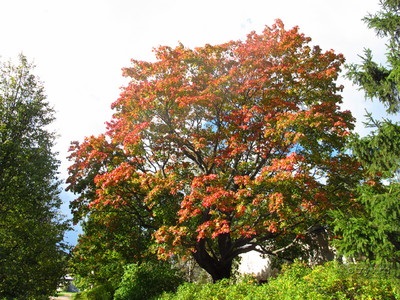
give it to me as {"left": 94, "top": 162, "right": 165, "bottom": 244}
{"left": 0, "top": 0, "right": 391, "bottom": 244}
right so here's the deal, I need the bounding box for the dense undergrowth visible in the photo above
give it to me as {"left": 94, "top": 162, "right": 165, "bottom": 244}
{"left": 159, "top": 261, "right": 400, "bottom": 300}
{"left": 73, "top": 261, "right": 400, "bottom": 300}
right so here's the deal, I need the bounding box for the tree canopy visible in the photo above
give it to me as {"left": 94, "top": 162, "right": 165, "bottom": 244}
{"left": 0, "top": 55, "right": 69, "bottom": 299}
{"left": 67, "top": 20, "right": 360, "bottom": 281}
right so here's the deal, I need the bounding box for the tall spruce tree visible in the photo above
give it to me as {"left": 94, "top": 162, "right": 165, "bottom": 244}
{"left": 332, "top": 0, "right": 400, "bottom": 272}
{"left": 0, "top": 55, "right": 69, "bottom": 299}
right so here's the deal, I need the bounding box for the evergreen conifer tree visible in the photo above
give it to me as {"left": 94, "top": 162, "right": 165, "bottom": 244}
{"left": 333, "top": 0, "right": 400, "bottom": 272}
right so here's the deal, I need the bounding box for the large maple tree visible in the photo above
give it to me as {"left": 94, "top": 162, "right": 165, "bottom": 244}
{"left": 67, "top": 20, "right": 360, "bottom": 281}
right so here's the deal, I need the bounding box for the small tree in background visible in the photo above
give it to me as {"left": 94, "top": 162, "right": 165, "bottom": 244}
{"left": 113, "top": 262, "right": 184, "bottom": 300}
{"left": 0, "top": 55, "right": 69, "bottom": 299}
{"left": 67, "top": 20, "right": 360, "bottom": 282}
{"left": 69, "top": 209, "right": 153, "bottom": 290}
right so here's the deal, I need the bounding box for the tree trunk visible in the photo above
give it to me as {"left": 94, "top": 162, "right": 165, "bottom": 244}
{"left": 192, "top": 238, "right": 233, "bottom": 282}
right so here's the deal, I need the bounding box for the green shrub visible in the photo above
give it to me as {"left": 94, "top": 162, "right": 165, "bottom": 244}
{"left": 304, "top": 261, "right": 400, "bottom": 299}
{"left": 160, "top": 261, "right": 400, "bottom": 300}
{"left": 113, "top": 261, "right": 184, "bottom": 300}
{"left": 259, "top": 262, "right": 323, "bottom": 300}
{"left": 73, "top": 283, "right": 114, "bottom": 300}
{"left": 159, "top": 279, "right": 252, "bottom": 300}
{"left": 73, "top": 291, "right": 87, "bottom": 299}
{"left": 260, "top": 261, "right": 400, "bottom": 299}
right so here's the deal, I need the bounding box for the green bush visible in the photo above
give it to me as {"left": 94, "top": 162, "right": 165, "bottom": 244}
{"left": 159, "top": 279, "right": 253, "bottom": 300}
{"left": 113, "top": 261, "right": 184, "bottom": 300}
{"left": 160, "top": 261, "right": 400, "bottom": 300}
{"left": 73, "top": 283, "right": 114, "bottom": 300}
{"left": 72, "top": 293, "right": 86, "bottom": 300}
{"left": 258, "top": 261, "right": 400, "bottom": 299}
{"left": 302, "top": 261, "right": 400, "bottom": 299}
{"left": 258, "top": 262, "right": 324, "bottom": 300}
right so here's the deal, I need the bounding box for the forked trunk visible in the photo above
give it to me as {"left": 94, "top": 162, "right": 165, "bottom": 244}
{"left": 192, "top": 237, "right": 233, "bottom": 282}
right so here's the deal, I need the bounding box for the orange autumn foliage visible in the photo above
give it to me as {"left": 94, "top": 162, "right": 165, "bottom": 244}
{"left": 67, "top": 20, "right": 361, "bottom": 281}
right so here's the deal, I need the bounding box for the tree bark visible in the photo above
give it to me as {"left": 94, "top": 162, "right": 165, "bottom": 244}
{"left": 192, "top": 238, "right": 233, "bottom": 282}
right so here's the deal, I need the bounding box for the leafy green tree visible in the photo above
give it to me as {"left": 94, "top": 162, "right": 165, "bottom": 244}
{"left": 0, "top": 55, "right": 69, "bottom": 299}
{"left": 332, "top": 0, "right": 400, "bottom": 272}
{"left": 69, "top": 210, "right": 153, "bottom": 291}
{"left": 113, "top": 262, "right": 184, "bottom": 300}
